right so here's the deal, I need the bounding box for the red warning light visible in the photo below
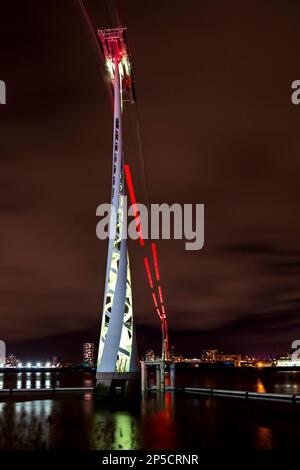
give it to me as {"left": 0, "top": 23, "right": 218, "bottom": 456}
{"left": 151, "top": 243, "right": 161, "bottom": 282}
{"left": 158, "top": 285, "right": 164, "bottom": 304}
{"left": 144, "top": 257, "right": 153, "bottom": 289}
{"left": 152, "top": 292, "right": 158, "bottom": 308}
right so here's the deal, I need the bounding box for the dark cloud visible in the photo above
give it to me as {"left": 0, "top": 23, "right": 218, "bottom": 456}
{"left": 1, "top": 0, "right": 300, "bottom": 358}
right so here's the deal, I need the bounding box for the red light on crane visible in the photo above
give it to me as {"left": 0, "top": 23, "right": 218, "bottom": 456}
{"left": 152, "top": 292, "right": 158, "bottom": 308}
{"left": 156, "top": 307, "right": 163, "bottom": 319}
{"left": 144, "top": 257, "right": 153, "bottom": 289}
{"left": 158, "top": 285, "right": 164, "bottom": 305}
{"left": 151, "top": 243, "right": 160, "bottom": 282}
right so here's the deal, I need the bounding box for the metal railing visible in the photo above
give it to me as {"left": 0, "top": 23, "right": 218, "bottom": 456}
{"left": 185, "top": 387, "right": 300, "bottom": 402}
{"left": 0, "top": 387, "right": 94, "bottom": 394}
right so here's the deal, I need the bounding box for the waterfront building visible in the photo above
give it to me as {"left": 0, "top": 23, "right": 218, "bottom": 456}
{"left": 276, "top": 357, "right": 300, "bottom": 367}
{"left": 201, "top": 349, "right": 219, "bottom": 363}
{"left": 219, "top": 354, "right": 242, "bottom": 367}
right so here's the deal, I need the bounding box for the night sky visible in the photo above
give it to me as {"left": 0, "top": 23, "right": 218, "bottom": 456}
{"left": 1, "top": 0, "right": 300, "bottom": 361}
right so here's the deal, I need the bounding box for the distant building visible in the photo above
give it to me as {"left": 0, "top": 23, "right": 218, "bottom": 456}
{"left": 145, "top": 349, "right": 155, "bottom": 362}
{"left": 83, "top": 342, "right": 95, "bottom": 367}
{"left": 276, "top": 357, "right": 300, "bottom": 367}
{"left": 201, "top": 349, "right": 219, "bottom": 363}
{"left": 174, "top": 355, "right": 184, "bottom": 363}
{"left": 255, "top": 360, "right": 273, "bottom": 368}
{"left": 6, "top": 354, "right": 18, "bottom": 367}
{"left": 219, "top": 354, "right": 242, "bottom": 367}
{"left": 52, "top": 356, "right": 60, "bottom": 367}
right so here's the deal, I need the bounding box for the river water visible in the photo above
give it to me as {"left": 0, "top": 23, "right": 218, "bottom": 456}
{"left": 0, "top": 369, "right": 300, "bottom": 450}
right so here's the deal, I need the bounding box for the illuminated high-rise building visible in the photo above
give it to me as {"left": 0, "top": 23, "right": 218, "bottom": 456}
{"left": 95, "top": 28, "right": 138, "bottom": 393}
{"left": 83, "top": 342, "right": 95, "bottom": 367}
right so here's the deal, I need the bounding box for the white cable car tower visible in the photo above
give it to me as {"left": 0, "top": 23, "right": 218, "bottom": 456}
{"left": 95, "top": 28, "right": 138, "bottom": 395}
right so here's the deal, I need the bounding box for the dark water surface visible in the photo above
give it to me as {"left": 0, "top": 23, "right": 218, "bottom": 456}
{"left": 2, "top": 367, "right": 300, "bottom": 393}
{"left": 0, "top": 369, "right": 300, "bottom": 450}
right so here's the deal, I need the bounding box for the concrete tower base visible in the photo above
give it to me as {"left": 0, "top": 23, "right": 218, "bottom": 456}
{"left": 94, "top": 372, "right": 140, "bottom": 401}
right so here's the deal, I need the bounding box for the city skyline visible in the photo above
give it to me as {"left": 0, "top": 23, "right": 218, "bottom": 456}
{"left": 3, "top": 335, "right": 294, "bottom": 365}
{"left": 4, "top": 318, "right": 297, "bottom": 361}
{"left": 0, "top": 344, "right": 288, "bottom": 367}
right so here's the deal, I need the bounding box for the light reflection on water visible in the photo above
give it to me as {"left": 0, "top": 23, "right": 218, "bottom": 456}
{"left": 256, "top": 379, "right": 266, "bottom": 393}
{"left": 92, "top": 405, "right": 141, "bottom": 450}
{"left": 255, "top": 426, "right": 273, "bottom": 450}
{"left": 0, "top": 391, "right": 299, "bottom": 450}
{"left": 45, "top": 379, "right": 51, "bottom": 389}
{"left": 6, "top": 373, "right": 57, "bottom": 390}
{"left": 3, "top": 369, "right": 300, "bottom": 394}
